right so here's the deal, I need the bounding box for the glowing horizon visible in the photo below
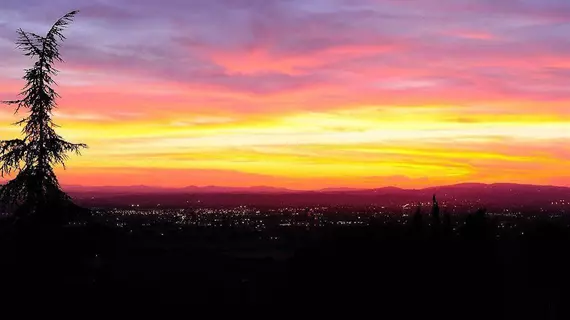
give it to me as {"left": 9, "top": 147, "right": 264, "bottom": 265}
{"left": 2, "top": 0, "right": 570, "bottom": 189}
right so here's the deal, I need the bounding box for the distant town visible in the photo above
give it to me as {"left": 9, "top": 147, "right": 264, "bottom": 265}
{"left": 79, "top": 199, "right": 569, "bottom": 241}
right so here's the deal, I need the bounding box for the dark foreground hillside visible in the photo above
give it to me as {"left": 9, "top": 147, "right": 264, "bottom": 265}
{"left": 0, "top": 216, "right": 569, "bottom": 318}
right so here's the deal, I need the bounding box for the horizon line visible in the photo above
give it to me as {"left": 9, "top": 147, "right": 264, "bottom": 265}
{"left": 57, "top": 181, "right": 570, "bottom": 192}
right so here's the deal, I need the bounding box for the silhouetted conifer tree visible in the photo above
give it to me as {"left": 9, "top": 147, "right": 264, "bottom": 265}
{"left": 431, "top": 194, "right": 441, "bottom": 237}
{"left": 0, "top": 11, "right": 86, "bottom": 224}
{"left": 431, "top": 194, "right": 440, "bottom": 222}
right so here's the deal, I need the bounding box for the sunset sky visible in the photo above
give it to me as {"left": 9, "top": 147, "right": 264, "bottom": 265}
{"left": 1, "top": 0, "right": 570, "bottom": 189}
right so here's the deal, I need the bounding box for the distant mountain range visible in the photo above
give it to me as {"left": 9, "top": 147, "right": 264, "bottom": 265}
{"left": 65, "top": 183, "right": 570, "bottom": 209}
{"left": 63, "top": 185, "right": 299, "bottom": 194}
{"left": 63, "top": 183, "right": 497, "bottom": 194}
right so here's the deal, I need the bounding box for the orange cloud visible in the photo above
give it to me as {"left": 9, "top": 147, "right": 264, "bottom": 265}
{"left": 2, "top": 1, "right": 570, "bottom": 189}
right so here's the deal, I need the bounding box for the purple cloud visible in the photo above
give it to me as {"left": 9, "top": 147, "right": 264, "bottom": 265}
{"left": 2, "top": 0, "right": 570, "bottom": 104}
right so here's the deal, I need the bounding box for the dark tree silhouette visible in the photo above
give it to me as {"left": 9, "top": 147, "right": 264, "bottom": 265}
{"left": 0, "top": 11, "right": 86, "bottom": 224}
{"left": 431, "top": 194, "right": 440, "bottom": 237}
{"left": 431, "top": 194, "right": 440, "bottom": 223}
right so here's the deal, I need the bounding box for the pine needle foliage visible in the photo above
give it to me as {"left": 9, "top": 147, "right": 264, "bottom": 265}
{"left": 0, "top": 11, "right": 86, "bottom": 224}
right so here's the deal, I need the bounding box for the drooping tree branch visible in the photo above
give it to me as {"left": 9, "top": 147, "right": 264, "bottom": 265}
{"left": 0, "top": 10, "right": 86, "bottom": 222}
